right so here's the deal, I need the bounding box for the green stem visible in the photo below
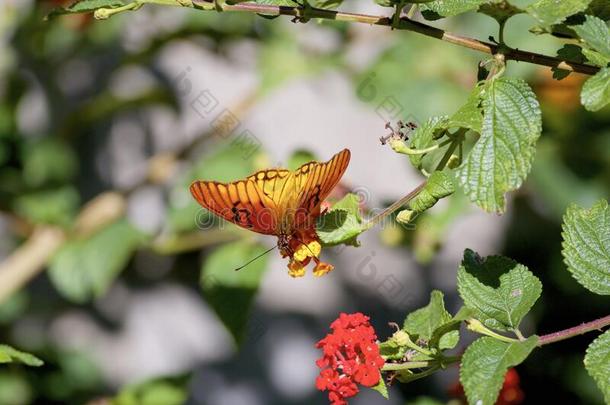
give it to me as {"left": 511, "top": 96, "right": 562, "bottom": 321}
{"left": 382, "top": 361, "right": 431, "bottom": 371}
{"left": 363, "top": 180, "right": 427, "bottom": 230}
{"left": 435, "top": 129, "right": 465, "bottom": 171}
{"left": 88, "top": 0, "right": 600, "bottom": 75}
{"left": 390, "top": 138, "right": 452, "bottom": 156}
{"left": 466, "top": 318, "right": 520, "bottom": 343}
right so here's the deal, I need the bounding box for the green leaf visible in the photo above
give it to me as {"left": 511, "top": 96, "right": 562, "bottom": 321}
{"left": 22, "top": 139, "right": 78, "bottom": 187}
{"left": 585, "top": 330, "right": 610, "bottom": 402}
{"left": 457, "top": 249, "right": 542, "bottom": 331}
{"left": 370, "top": 378, "right": 389, "bottom": 399}
{"left": 309, "top": 0, "right": 344, "bottom": 9}
{"left": 571, "top": 15, "right": 610, "bottom": 57}
{"left": 449, "top": 83, "right": 484, "bottom": 133}
{"left": 408, "top": 171, "right": 456, "bottom": 213}
{"left": 561, "top": 199, "right": 610, "bottom": 295}
{"left": 403, "top": 290, "right": 459, "bottom": 350}
{"left": 460, "top": 336, "right": 538, "bottom": 405}
{"left": 287, "top": 149, "right": 317, "bottom": 171}
{"left": 0, "top": 345, "right": 43, "bottom": 367}
{"left": 456, "top": 77, "right": 541, "bottom": 213}
{"left": 46, "top": 0, "right": 125, "bottom": 19}
{"left": 49, "top": 220, "right": 143, "bottom": 303}
{"left": 316, "top": 193, "right": 364, "bottom": 246}
{"left": 478, "top": 1, "right": 524, "bottom": 24}
{"left": 200, "top": 241, "right": 269, "bottom": 345}
{"left": 581, "top": 67, "right": 610, "bottom": 111}
{"left": 114, "top": 376, "right": 188, "bottom": 405}
{"left": 13, "top": 186, "right": 80, "bottom": 227}
{"left": 526, "top": 0, "right": 593, "bottom": 26}
{"left": 420, "top": 0, "right": 488, "bottom": 18}
{"left": 582, "top": 48, "right": 610, "bottom": 67}
{"left": 406, "top": 116, "right": 450, "bottom": 168}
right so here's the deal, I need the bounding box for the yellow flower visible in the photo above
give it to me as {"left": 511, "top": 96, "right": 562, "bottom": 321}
{"left": 293, "top": 240, "right": 322, "bottom": 262}
{"left": 288, "top": 260, "right": 306, "bottom": 278}
{"left": 313, "top": 262, "right": 334, "bottom": 277}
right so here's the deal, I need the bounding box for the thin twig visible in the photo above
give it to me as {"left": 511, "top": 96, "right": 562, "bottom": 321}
{"left": 538, "top": 314, "right": 610, "bottom": 346}
{"left": 103, "top": 0, "right": 601, "bottom": 76}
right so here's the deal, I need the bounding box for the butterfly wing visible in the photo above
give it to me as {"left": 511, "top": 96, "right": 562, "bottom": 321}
{"left": 190, "top": 170, "right": 291, "bottom": 235}
{"left": 292, "top": 148, "right": 351, "bottom": 226}
{"left": 190, "top": 149, "right": 350, "bottom": 235}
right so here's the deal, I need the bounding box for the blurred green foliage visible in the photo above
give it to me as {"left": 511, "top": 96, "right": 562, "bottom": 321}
{"left": 0, "top": 0, "right": 608, "bottom": 404}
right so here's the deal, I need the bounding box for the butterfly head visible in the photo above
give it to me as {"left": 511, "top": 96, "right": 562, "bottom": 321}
{"left": 277, "top": 233, "right": 292, "bottom": 257}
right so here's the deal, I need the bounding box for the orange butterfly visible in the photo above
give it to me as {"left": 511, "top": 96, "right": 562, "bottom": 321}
{"left": 190, "top": 149, "right": 351, "bottom": 277}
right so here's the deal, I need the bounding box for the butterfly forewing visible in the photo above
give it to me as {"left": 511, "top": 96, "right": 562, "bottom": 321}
{"left": 190, "top": 179, "right": 278, "bottom": 234}
{"left": 294, "top": 149, "right": 350, "bottom": 222}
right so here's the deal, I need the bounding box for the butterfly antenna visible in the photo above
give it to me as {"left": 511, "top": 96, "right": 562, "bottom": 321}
{"left": 234, "top": 245, "right": 277, "bottom": 272}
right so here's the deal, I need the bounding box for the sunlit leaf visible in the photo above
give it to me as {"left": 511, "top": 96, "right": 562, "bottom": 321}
{"left": 581, "top": 67, "right": 610, "bottom": 111}
{"left": 316, "top": 193, "right": 364, "bottom": 246}
{"left": 456, "top": 77, "right": 541, "bottom": 213}
{"left": 49, "top": 220, "right": 144, "bottom": 303}
{"left": 562, "top": 199, "right": 610, "bottom": 295}
{"left": 0, "top": 345, "right": 43, "bottom": 367}
{"left": 585, "top": 330, "right": 610, "bottom": 402}
{"left": 460, "top": 336, "right": 538, "bottom": 405}
{"left": 457, "top": 249, "right": 542, "bottom": 331}
{"left": 526, "top": 0, "right": 593, "bottom": 26}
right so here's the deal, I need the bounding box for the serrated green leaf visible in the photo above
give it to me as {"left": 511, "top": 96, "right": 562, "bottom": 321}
{"left": 456, "top": 77, "right": 541, "bottom": 213}
{"left": 370, "top": 378, "right": 389, "bottom": 399}
{"left": 457, "top": 249, "right": 542, "bottom": 331}
{"left": 403, "top": 290, "right": 451, "bottom": 340}
{"left": 526, "top": 0, "right": 593, "bottom": 26}
{"left": 46, "top": 0, "right": 125, "bottom": 19}
{"left": 572, "top": 15, "right": 610, "bottom": 57}
{"left": 404, "top": 290, "right": 460, "bottom": 351}
{"left": 201, "top": 241, "right": 269, "bottom": 345}
{"left": 316, "top": 193, "right": 363, "bottom": 246}
{"left": 420, "top": 0, "right": 489, "bottom": 18}
{"left": 407, "top": 116, "right": 450, "bottom": 168}
{"left": 449, "top": 83, "right": 484, "bottom": 132}
{"left": 582, "top": 48, "right": 610, "bottom": 67}
{"left": 561, "top": 199, "right": 610, "bottom": 294}
{"left": 0, "top": 345, "right": 43, "bottom": 367}
{"left": 49, "top": 220, "right": 143, "bottom": 303}
{"left": 407, "top": 171, "right": 456, "bottom": 214}
{"left": 581, "top": 67, "right": 610, "bottom": 111}
{"left": 460, "top": 336, "right": 537, "bottom": 405}
{"left": 585, "top": 330, "right": 610, "bottom": 402}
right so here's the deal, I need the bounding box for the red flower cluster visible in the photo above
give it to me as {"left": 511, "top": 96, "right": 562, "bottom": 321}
{"left": 315, "top": 313, "right": 385, "bottom": 405}
{"left": 449, "top": 367, "right": 524, "bottom": 405}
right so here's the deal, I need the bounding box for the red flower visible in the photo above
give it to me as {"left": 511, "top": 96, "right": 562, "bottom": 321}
{"left": 315, "top": 313, "right": 385, "bottom": 405}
